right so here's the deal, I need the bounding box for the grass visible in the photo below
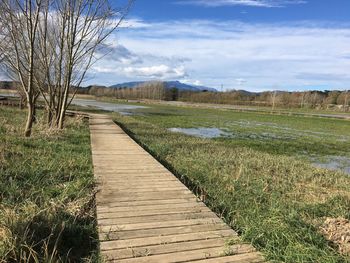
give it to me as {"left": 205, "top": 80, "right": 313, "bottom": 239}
{"left": 108, "top": 102, "right": 350, "bottom": 263}
{"left": 0, "top": 107, "right": 98, "bottom": 262}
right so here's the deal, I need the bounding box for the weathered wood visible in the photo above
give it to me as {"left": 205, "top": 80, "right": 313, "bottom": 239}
{"left": 97, "top": 206, "right": 212, "bottom": 220}
{"left": 90, "top": 114, "right": 265, "bottom": 262}
{"left": 97, "top": 202, "right": 206, "bottom": 213}
{"left": 99, "top": 222, "right": 230, "bottom": 241}
{"left": 100, "top": 229, "right": 236, "bottom": 250}
{"left": 98, "top": 218, "right": 224, "bottom": 233}
{"left": 106, "top": 244, "right": 255, "bottom": 262}
{"left": 193, "top": 252, "right": 266, "bottom": 263}
{"left": 104, "top": 238, "right": 230, "bottom": 260}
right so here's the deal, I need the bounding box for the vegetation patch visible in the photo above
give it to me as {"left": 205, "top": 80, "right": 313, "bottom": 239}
{"left": 320, "top": 218, "right": 350, "bottom": 256}
{"left": 0, "top": 107, "right": 97, "bottom": 262}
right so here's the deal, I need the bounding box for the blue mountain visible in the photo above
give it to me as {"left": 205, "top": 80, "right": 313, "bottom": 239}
{"left": 110, "top": 80, "right": 217, "bottom": 92}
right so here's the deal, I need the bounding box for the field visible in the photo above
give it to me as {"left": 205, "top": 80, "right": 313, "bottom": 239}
{"left": 2, "top": 99, "right": 350, "bottom": 262}
{"left": 0, "top": 107, "right": 97, "bottom": 262}
{"left": 104, "top": 102, "right": 350, "bottom": 262}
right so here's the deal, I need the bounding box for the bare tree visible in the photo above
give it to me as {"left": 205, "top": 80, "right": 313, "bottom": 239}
{"left": 36, "top": 0, "right": 132, "bottom": 129}
{"left": 344, "top": 90, "right": 349, "bottom": 112}
{"left": 0, "top": 0, "right": 132, "bottom": 135}
{"left": 0, "top": 0, "right": 44, "bottom": 137}
{"left": 270, "top": 90, "right": 277, "bottom": 110}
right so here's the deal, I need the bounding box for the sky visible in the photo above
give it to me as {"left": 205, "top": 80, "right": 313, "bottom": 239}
{"left": 3, "top": 0, "right": 350, "bottom": 92}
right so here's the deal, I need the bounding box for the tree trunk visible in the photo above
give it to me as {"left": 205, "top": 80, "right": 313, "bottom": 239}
{"left": 47, "top": 107, "right": 53, "bottom": 126}
{"left": 58, "top": 106, "right": 65, "bottom": 129}
{"left": 24, "top": 101, "right": 34, "bottom": 137}
{"left": 58, "top": 86, "right": 69, "bottom": 129}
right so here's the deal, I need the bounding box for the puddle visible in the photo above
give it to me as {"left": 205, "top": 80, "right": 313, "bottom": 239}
{"left": 168, "top": 127, "right": 231, "bottom": 138}
{"left": 228, "top": 120, "right": 350, "bottom": 142}
{"left": 71, "top": 99, "right": 148, "bottom": 113}
{"left": 119, "top": 111, "right": 146, "bottom": 116}
{"left": 311, "top": 156, "right": 350, "bottom": 175}
{"left": 168, "top": 127, "right": 295, "bottom": 140}
{"left": 119, "top": 112, "right": 134, "bottom": 116}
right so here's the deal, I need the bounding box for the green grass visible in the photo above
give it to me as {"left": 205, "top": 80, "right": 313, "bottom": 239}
{"left": 0, "top": 107, "right": 98, "bottom": 262}
{"left": 109, "top": 103, "right": 350, "bottom": 263}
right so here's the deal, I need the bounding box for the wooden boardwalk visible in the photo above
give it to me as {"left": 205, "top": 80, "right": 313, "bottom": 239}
{"left": 90, "top": 114, "right": 265, "bottom": 262}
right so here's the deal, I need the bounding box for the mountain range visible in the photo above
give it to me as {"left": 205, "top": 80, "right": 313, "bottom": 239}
{"left": 110, "top": 80, "right": 217, "bottom": 92}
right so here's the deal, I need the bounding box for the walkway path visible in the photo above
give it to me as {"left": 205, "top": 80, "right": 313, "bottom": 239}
{"left": 90, "top": 114, "right": 265, "bottom": 262}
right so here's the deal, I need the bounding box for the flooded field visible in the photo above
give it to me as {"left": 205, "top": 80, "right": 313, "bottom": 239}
{"left": 311, "top": 156, "right": 350, "bottom": 175}
{"left": 110, "top": 100, "right": 350, "bottom": 262}
{"left": 168, "top": 127, "right": 230, "bottom": 138}
{"left": 110, "top": 102, "right": 350, "bottom": 175}
{"left": 73, "top": 99, "right": 350, "bottom": 175}
{"left": 167, "top": 124, "right": 350, "bottom": 174}
{"left": 168, "top": 126, "right": 297, "bottom": 141}
{"left": 71, "top": 98, "right": 148, "bottom": 113}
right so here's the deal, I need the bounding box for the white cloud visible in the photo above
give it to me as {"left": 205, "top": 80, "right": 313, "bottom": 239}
{"left": 123, "top": 65, "right": 188, "bottom": 79}
{"left": 176, "top": 0, "right": 307, "bottom": 8}
{"left": 97, "top": 44, "right": 142, "bottom": 65}
{"left": 92, "top": 64, "right": 188, "bottom": 80}
{"left": 86, "top": 19, "right": 350, "bottom": 91}
{"left": 183, "top": 79, "right": 203, "bottom": 86}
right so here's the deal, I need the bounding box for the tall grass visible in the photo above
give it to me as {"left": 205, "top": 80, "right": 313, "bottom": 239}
{"left": 0, "top": 107, "right": 98, "bottom": 262}
{"left": 113, "top": 111, "right": 350, "bottom": 263}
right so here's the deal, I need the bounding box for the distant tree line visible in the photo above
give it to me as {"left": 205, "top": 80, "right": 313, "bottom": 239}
{"left": 80, "top": 81, "right": 180, "bottom": 101}
{"left": 72, "top": 83, "right": 350, "bottom": 111}
{"left": 3, "top": 80, "right": 349, "bottom": 111}
{"left": 178, "top": 90, "right": 350, "bottom": 111}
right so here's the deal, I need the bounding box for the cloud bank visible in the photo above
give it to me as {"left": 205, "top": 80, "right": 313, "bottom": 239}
{"left": 89, "top": 19, "right": 350, "bottom": 91}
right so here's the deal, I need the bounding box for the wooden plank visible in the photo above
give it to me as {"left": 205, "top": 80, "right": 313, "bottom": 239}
{"left": 98, "top": 218, "right": 224, "bottom": 233}
{"left": 193, "top": 252, "right": 265, "bottom": 263}
{"left": 98, "top": 190, "right": 193, "bottom": 198}
{"left": 96, "top": 179, "right": 179, "bottom": 185}
{"left": 97, "top": 206, "right": 212, "bottom": 220}
{"left": 102, "top": 238, "right": 230, "bottom": 260}
{"left": 97, "top": 202, "right": 206, "bottom": 213}
{"left": 100, "top": 229, "right": 236, "bottom": 250}
{"left": 97, "top": 211, "right": 218, "bottom": 225}
{"left": 95, "top": 175, "right": 177, "bottom": 181}
{"left": 108, "top": 244, "right": 255, "bottom": 263}
{"left": 99, "top": 187, "right": 189, "bottom": 195}
{"left": 99, "top": 222, "right": 230, "bottom": 241}
{"left": 96, "top": 192, "right": 195, "bottom": 203}
{"left": 99, "top": 185, "right": 188, "bottom": 191}
{"left": 96, "top": 198, "right": 201, "bottom": 208}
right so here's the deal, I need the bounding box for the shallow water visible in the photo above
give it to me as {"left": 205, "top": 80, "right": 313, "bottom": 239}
{"left": 311, "top": 156, "right": 350, "bottom": 175}
{"left": 227, "top": 120, "right": 350, "bottom": 142}
{"left": 71, "top": 99, "right": 148, "bottom": 113}
{"left": 168, "top": 127, "right": 294, "bottom": 140}
{"left": 168, "top": 127, "right": 231, "bottom": 138}
{"left": 0, "top": 93, "right": 19, "bottom": 98}
{"left": 119, "top": 112, "right": 134, "bottom": 116}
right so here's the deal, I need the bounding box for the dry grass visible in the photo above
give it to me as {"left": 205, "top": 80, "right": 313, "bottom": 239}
{"left": 321, "top": 218, "right": 350, "bottom": 256}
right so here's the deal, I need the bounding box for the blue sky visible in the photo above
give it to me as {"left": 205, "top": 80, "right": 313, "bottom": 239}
{"left": 88, "top": 1, "right": 350, "bottom": 91}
